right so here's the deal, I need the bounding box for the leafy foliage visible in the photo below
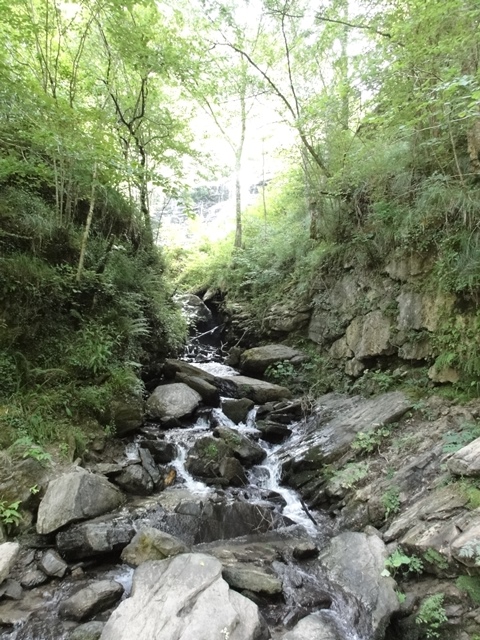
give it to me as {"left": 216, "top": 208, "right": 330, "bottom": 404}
{"left": 415, "top": 594, "right": 448, "bottom": 639}
{"left": 382, "top": 548, "right": 424, "bottom": 578}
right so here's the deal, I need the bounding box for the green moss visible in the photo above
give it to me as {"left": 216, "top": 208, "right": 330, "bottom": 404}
{"left": 423, "top": 548, "right": 449, "bottom": 571}
{"left": 456, "top": 575, "right": 480, "bottom": 604}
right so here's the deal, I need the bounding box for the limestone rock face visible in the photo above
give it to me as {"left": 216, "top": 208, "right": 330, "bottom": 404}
{"left": 146, "top": 383, "right": 202, "bottom": 420}
{"left": 428, "top": 365, "right": 460, "bottom": 384}
{"left": 0, "top": 542, "right": 20, "bottom": 585}
{"left": 239, "top": 344, "right": 308, "bottom": 376}
{"left": 264, "top": 303, "right": 311, "bottom": 333}
{"left": 346, "top": 311, "right": 393, "bottom": 359}
{"left": 121, "top": 527, "right": 189, "bottom": 566}
{"left": 397, "top": 291, "right": 454, "bottom": 332}
{"left": 36, "top": 469, "right": 124, "bottom": 535}
{"left": 319, "top": 532, "right": 398, "bottom": 639}
{"left": 99, "top": 554, "right": 270, "bottom": 640}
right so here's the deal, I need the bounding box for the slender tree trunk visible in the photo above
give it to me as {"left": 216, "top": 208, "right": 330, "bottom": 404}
{"left": 76, "top": 164, "right": 97, "bottom": 282}
{"left": 234, "top": 160, "right": 242, "bottom": 248}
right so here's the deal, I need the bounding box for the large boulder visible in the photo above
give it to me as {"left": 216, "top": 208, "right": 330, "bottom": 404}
{"left": 104, "top": 395, "right": 144, "bottom": 436}
{"left": 448, "top": 437, "right": 480, "bottom": 477}
{"left": 221, "top": 398, "right": 255, "bottom": 424}
{"left": 36, "top": 469, "right": 124, "bottom": 535}
{"left": 121, "top": 528, "right": 189, "bottom": 566}
{"left": 239, "top": 345, "right": 308, "bottom": 377}
{"left": 174, "top": 373, "right": 220, "bottom": 407}
{"left": 56, "top": 515, "right": 135, "bottom": 560}
{"left": 281, "top": 392, "right": 412, "bottom": 498}
{"left": 0, "top": 542, "right": 19, "bottom": 585}
{"left": 176, "top": 294, "right": 213, "bottom": 327}
{"left": 59, "top": 580, "right": 124, "bottom": 621}
{"left": 146, "top": 383, "right": 202, "bottom": 420}
{"left": 281, "top": 612, "right": 343, "bottom": 640}
{"left": 170, "top": 499, "right": 287, "bottom": 545}
{"left": 215, "top": 375, "right": 291, "bottom": 404}
{"left": 319, "top": 532, "right": 399, "bottom": 639}
{"left": 214, "top": 426, "right": 266, "bottom": 466}
{"left": 222, "top": 563, "right": 282, "bottom": 595}
{"left": 99, "top": 554, "right": 270, "bottom": 640}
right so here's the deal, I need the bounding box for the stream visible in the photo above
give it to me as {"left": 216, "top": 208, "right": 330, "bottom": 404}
{"left": 0, "top": 353, "right": 384, "bottom": 640}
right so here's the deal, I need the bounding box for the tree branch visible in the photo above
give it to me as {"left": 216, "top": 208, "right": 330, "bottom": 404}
{"left": 316, "top": 13, "right": 396, "bottom": 42}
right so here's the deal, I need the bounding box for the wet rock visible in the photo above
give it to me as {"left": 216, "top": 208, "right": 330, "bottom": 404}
{"left": 215, "top": 375, "right": 292, "bottom": 404}
{"left": 185, "top": 437, "right": 233, "bottom": 481}
{"left": 281, "top": 612, "right": 343, "bottom": 640}
{"left": 214, "top": 426, "right": 266, "bottom": 466}
{"left": 20, "top": 568, "right": 48, "bottom": 589}
{"left": 222, "top": 563, "right": 282, "bottom": 595}
{"left": 176, "top": 293, "right": 213, "bottom": 327}
{"left": 70, "top": 621, "right": 105, "bottom": 640}
{"left": 38, "top": 549, "right": 68, "bottom": 578}
{"left": 146, "top": 383, "right": 202, "bottom": 420}
{"left": 59, "top": 579, "right": 124, "bottom": 621}
{"left": 114, "top": 464, "right": 154, "bottom": 495}
{"left": 0, "top": 579, "right": 22, "bottom": 600}
{"left": 174, "top": 372, "right": 220, "bottom": 406}
{"left": 36, "top": 468, "right": 124, "bottom": 535}
{"left": 239, "top": 345, "right": 308, "bottom": 376}
{"left": 256, "top": 421, "right": 292, "bottom": 444}
{"left": 319, "top": 532, "right": 399, "bottom": 639}
{"left": 164, "top": 359, "right": 215, "bottom": 383}
{"left": 121, "top": 527, "right": 189, "bottom": 566}
{"left": 141, "top": 440, "right": 177, "bottom": 464}
{"left": 219, "top": 457, "right": 248, "bottom": 487}
{"left": 94, "top": 463, "right": 123, "bottom": 478}
{"left": 281, "top": 393, "right": 412, "bottom": 492}
{"left": 0, "top": 542, "right": 20, "bottom": 584}
{"left": 56, "top": 516, "right": 135, "bottom": 560}
{"left": 221, "top": 398, "right": 255, "bottom": 424}
{"left": 172, "top": 499, "right": 286, "bottom": 545}
{"left": 256, "top": 400, "right": 303, "bottom": 423}
{"left": 99, "top": 554, "right": 270, "bottom": 640}
{"left": 138, "top": 448, "right": 161, "bottom": 485}
{"left": 448, "top": 437, "right": 480, "bottom": 477}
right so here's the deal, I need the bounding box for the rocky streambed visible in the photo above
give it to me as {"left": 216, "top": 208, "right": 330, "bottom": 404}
{"left": 2, "top": 343, "right": 480, "bottom": 640}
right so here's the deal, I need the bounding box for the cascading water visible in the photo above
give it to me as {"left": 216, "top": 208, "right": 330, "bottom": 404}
{"left": 0, "top": 339, "right": 383, "bottom": 640}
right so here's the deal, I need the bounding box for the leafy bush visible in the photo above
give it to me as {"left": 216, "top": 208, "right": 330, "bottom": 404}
{"left": 415, "top": 594, "right": 448, "bottom": 639}
{"left": 382, "top": 548, "right": 424, "bottom": 578}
